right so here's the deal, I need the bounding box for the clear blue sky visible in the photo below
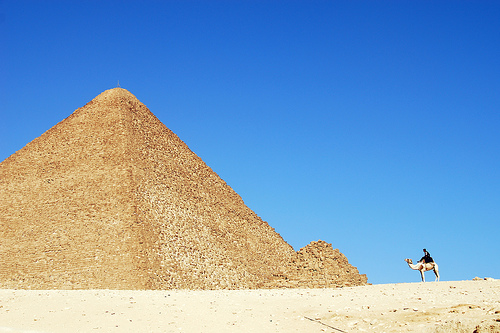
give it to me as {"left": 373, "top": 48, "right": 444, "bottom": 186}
{"left": 1, "top": 1, "right": 499, "bottom": 285}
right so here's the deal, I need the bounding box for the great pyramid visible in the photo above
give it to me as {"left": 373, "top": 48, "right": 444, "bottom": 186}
{"left": 0, "top": 88, "right": 367, "bottom": 289}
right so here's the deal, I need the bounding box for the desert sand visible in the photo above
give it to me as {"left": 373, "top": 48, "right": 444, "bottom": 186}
{"left": 1, "top": 280, "right": 499, "bottom": 333}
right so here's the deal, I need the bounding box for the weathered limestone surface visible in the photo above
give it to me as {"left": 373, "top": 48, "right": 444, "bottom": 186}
{"left": 0, "top": 88, "right": 367, "bottom": 289}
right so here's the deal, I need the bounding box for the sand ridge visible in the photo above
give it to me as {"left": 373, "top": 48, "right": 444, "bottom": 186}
{"left": 1, "top": 280, "right": 499, "bottom": 332}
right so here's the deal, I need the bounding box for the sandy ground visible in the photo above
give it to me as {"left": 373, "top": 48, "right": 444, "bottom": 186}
{"left": 1, "top": 280, "right": 499, "bottom": 333}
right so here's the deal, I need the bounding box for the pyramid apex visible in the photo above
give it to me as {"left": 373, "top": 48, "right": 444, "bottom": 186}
{"left": 97, "top": 87, "right": 135, "bottom": 97}
{"left": 88, "top": 88, "right": 141, "bottom": 107}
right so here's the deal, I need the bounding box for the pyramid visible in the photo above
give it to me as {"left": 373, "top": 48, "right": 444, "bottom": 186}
{"left": 0, "top": 88, "right": 367, "bottom": 289}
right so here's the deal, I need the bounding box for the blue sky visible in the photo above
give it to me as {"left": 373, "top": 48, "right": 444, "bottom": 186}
{"left": 1, "top": 1, "right": 499, "bottom": 284}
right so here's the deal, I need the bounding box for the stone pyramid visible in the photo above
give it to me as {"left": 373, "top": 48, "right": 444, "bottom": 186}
{"left": 0, "top": 88, "right": 367, "bottom": 289}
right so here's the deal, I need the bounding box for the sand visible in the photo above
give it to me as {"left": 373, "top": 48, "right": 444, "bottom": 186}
{"left": 1, "top": 280, "right": 499, "bottom": 333}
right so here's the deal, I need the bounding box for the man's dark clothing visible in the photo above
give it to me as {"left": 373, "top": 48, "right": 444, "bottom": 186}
{"left": 420, "top": 250, "right": 434, "bottom": 263}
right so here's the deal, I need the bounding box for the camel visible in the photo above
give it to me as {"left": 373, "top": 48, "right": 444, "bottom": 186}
{"left": 404, "top": 258, "right": 440, "bottom": 282}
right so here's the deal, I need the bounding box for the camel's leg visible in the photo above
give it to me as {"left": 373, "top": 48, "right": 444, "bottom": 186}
{"left": 434, "top": 266, "right": 440, "bottom": 282}
{"left": 420, "top": 270, "right": 425, "bottom": 282}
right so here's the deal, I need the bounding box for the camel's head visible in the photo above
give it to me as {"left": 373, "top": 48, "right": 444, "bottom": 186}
{"left": 404, "top": 258, "right": 413, "bottom": 264}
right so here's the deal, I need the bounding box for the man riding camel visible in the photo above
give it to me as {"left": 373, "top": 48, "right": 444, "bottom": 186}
{"left": 419, "top": 248, "right": 434, "bottom": 264}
